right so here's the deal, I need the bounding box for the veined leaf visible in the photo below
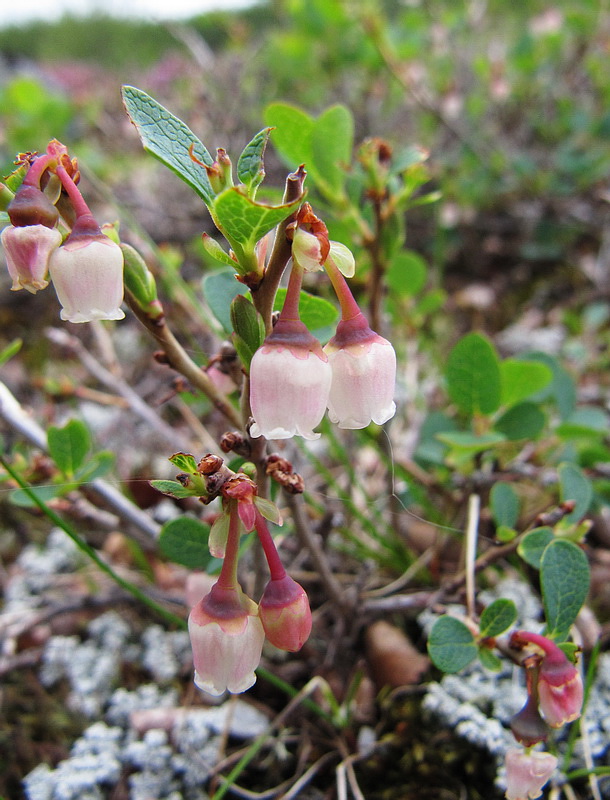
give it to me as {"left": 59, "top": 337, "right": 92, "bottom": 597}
{"left": 122, "top": 85, "right": 215, "bottom": 206}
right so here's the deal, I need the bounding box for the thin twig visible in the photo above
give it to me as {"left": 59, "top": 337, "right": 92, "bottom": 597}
{"left": 45, "top": 326, "right": 193, "bottom": 451}
{"left": 125, "top": 290, "right": 243, "bottom": 429}
{"left": 465, "top": 493, "right": 480, "bottom": 620}
{"left": 0, "top": 379, "right": 160, "bottom": 541}
{"left": 252, "top": 167, "right": 306, "bottom": 333}
{"left": 210, "top": 676, "right": 335, "bottom": 800}
{"left": 285, "top": 492, "right": 352, "bottom": 613}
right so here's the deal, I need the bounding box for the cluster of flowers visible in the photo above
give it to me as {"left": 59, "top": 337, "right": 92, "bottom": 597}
{"left": 188, "top": 469, "right": 311, "bottom": 695}
{"left": 504, "top": 630, "right": 584, "bottom": 800}
{"left": 249, "top": 214, "right": 396, "bottom": 439}
{"left": 1, "top": 141, "right": 124, "bottom": 323}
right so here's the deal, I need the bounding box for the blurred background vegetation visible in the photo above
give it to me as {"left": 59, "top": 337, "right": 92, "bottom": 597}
{"left": 2, "top": 0, "right": 609, "bottom": 290}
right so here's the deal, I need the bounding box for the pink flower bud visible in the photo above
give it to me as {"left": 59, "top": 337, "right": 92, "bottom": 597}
{"left": 259, "top": 574, "right": 312, "bottom": 652}
{"left": 510, "top": 692, "right": 549, "bottom": 747}
{"left": 504, "top": 748, "right": 557, "bottom": 800}
{"left": 8, "top": 184, "right": 59, "bottom": 229}
{"left": 2, "top": 224, "right": 61, "bottom": 293}
{"left": 188, "top": 583, "right": 265, "bottom": 696}
{"left": 324, "top": 312, "right": 396, "bottom": 429}
{"left": 48, "top": 214, "right": 124, "bottom": 323}
{"left": 249, "top": 319, "right": 331, "bottom": 440}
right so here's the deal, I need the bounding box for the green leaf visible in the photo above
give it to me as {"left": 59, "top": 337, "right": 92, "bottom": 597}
{"left": 427, "top": 615, "right": 477, "bottom": 673}
{"left": 254, "top": 496, "right": 283, "bottom": 525}
{"left": 478, "top": 647, "right": 503, "bottom": 671}
{"left": 0, "top": 338, "right": 22, "bottom": 367}
{"left": 518, "top": 527, "right": 554, "bottom": 569}
{"left": 11, "top": 484, "right": 63, "bottom": 507}
{"left": 47, "top": 419, "right": 90, "bottom": 478}
{"left": 436, "top": 431, "right": 506, "bottom": 454}
{"left": 386, "top": 251, "right": 427, "bottom": 297}
{"left": 524, "top": 352, "right": 576, "bottom": 420}
{"left": 446, "top": 333, "right": 502, "bottom": 416}
{"left": 490, "top": 482, "right": 520, "bottom": 529}
{"left": 213, "top": 187, "right": 302, "bottom": 258}
{"left": 556, "top": 407, "right": 609, "bottom": 439}
{"left": 233, "top": 334, "right": 257, "bottom": 372}
{"left": 75, "top": 451, "right": 115, "bottom": 484}
{"left": 311, "top": 104, "right": 353, "bottom": 195}
{"left": 558, "top": 462, "right": 593, "bottom": 524}
{"left": 201, "top": 233, "right": 237, "bottom": 267}
{"left": 500, "top": 359, "right": 553, "bottom": 407}
{"left": 541, "top": 539, "right": 590, "bottom": 640}
{"left": 122, "top": 85, "right": 215, "bottom": 206}
{"left": 168, "top": 452, "right": 199, "bottom": 473}
{"left": 149, "top": 479, "right": 197, "bottom": 500}
{"left": 494, "top": 402, "right": 546, "bottom": 441}
{"left": 479, "top": 598, "right": 517, "bottom": 637}
{"left": 203, "top": 268, "right": 249, "bottom": 333}
{"left": 273, "top": 288, "right": 339, "bottom": 336}
{"left": 231, "top": 295, "right": 265, "bottom": 356}
{"left": 159, "top": 516, "right": 212, "bottom": 569}
{"left": 237, "top": 127, "right": 271, "bottom": 194}
{"left": 496, "top": 525, "right": 517, "bottom": 543}
{"left": 265, "top": 102, "right": 314, "bottom": 170}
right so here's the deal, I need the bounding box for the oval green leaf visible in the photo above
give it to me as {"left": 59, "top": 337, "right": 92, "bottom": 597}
{"left": 122, "top": 85, "right": 215, "bottom": 206}
{"left": 47, "top": 419, "right": 91, "bottom": 478}
{"left": 159, "top": 517, "right": 211, "bottom": 569}
{"left": 558, "top": 462, "right": 593, "bottom": 524}
{"left": 500, "top": 359, "right": 553, "bottom": 407}
{"left": 494, "top": 402, "right": 546, "bottom": 441}
{"left": 490, "top": 482, "right": 520, "bottom": 529}
{"left": 446, "top": 332, "right": 501, "bottom": 416}
{"left": 518, "top": 527, "right": 554, "bottom": 569}
{"left": 479, "top": 598, "right": 517, "bottom": 638}
{"left": 427, "top": 615, "right": 477, "bottom": 673}
{"left": 541, "top": 539, "right": 590, "bottom": 641}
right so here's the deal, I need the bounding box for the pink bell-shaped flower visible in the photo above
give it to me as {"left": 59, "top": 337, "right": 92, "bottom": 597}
{"left": 188, "top": 582, "right": 265, "bottom": 696}
{"left": 2, "top": 224, "right": 61, "bottom": 293}
{"left": 504, "top": 748, "right": 557, "bottom": 800}
{"left": 249, "top": 318, "right": 331, "bottom": 440}
{"left": 510, "top": 630, "right": 583, "bottom": 729}
{"left": 324, "top": 312, "right": 396, "bottom": 429}
{"left": 537, "top": 647, "right": 583, "bottom": 728}
{"left": 48, "top": 214, "right": 124, "bottom": 323}
{"left": 259, "top": 574, "right": 312, "bottom": 652}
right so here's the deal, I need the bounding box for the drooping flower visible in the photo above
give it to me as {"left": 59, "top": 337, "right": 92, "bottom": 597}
{"left": 259, "top": 574, "right": 312, "bottom": 652}
{"left": 1, "top": 224, "right": 61, "bottom": 293}
{"left": 510, "top": 630, "right": 583, "bottom": 729}
{"left": 324, "top": 311, "right": 396, "bottom": 429}
{"left": 188, "top": 582, "right": 265, "bottom": 696}
{"left": 504, "top": 748, "right": 557, "bottom": 800}
{"left": 249, "top": 318, "right": 331, "bottom": 440}
{"left": 2, "top": 171, "right": 62, "bottom": 293}
{"left": 537, "top": 648, "right": 583, "bottom": 728}
{"left": 48, "top": 213, "right": 124, "bottom": 323}
{"left": 510, "top": 691, "right": 550, "bottom": 747}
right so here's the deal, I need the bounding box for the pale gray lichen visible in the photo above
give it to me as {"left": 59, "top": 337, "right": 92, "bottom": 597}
{"left": 5, "top": 528, "right": 83, "bottom": 611}
{"left": 141, "top": 624, "right": 191, "bottom": 683}
{"left": 40, "top": 612, "right": 130, "bottom": 717}
{"left": 105, "top": 684, "right": 179, "bottom": 727}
